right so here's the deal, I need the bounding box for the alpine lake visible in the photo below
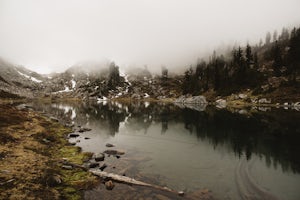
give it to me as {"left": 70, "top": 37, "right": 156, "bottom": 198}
{"left": 29, "top": 101, "right": 300, "bottom": 200}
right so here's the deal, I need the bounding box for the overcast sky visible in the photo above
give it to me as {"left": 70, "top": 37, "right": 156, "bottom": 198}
{"left": 0, "top": 0, "right": 300, "bottom": 74}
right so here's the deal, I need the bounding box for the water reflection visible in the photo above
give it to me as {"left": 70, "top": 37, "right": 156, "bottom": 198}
{"left": 31, "top": 101, "right": 300, "bottom": 175}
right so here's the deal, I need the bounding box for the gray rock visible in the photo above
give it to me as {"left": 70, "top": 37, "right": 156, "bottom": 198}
{"left": 258, "top": 98, "right": 271, "bottom": 104}
{"left": 50, "top": 117, "right": 59, "bottom": 122}
{"left": 238, "top": 94, "right": 247, "bottom": 99}
{"left": 293, "top": 102, "right": 300, "bottom": 111}
{"left": 99, "top": 163, "right": 107, "bottom": 171}
{"left": 62, "top": 165, "right": 73, "bottom": 170}
{"left": 93, "top": 153, "right": 105, "bottom": 162}
{"left": 89, "top": 162, "right": 100, "bottom": 168}
{"left": 42, "top": 138, "right": 51, "bottom": 143}
{"left": 238, "top": 109, "right": 248, "bottom": 115}
{"left": 185, "top": 96, "right": 207, "bottom": 104}
{"left": 215, "top": 99, "right": 227, "bottom": 108}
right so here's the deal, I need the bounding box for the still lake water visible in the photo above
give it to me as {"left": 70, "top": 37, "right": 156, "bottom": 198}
{"left": 31, "top": 101, "right": 300, "bottom": 200}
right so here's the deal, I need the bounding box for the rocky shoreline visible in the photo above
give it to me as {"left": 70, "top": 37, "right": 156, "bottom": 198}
{"left": 0, "top": 102, "right": 97, "bottom": 199}
{"left": 0, "top": 100, "right": 216, "bottom": 200}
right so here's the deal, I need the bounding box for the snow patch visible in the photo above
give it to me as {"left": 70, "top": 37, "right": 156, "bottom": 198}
{"left": 71, "top": 79, "right": 76, "bottom": 89}
{"left": 144, "top": 93, "right": 150, "bottom": 98}
{"left": 17, "top": 70, "right": 43, "bottom": 83}
{"left": 53, "top": 86, "right": 72, "bottom": 93}
{"left": 97, "top": 96, "right": 108, "bottom": 103}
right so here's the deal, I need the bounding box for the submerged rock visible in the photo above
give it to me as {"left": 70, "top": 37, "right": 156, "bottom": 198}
{"left": 103, "top": 150, "right": 125, "bottom": 156}
{"left": 78, "top": 127, "right": 92, "bottom": 133}
{"left": 105, "top": 143, "right": 115, "bottom": 147}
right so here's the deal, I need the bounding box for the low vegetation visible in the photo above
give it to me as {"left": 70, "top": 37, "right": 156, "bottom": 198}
{"left": 0, "top": 104, "right": 97, "bottom": 200}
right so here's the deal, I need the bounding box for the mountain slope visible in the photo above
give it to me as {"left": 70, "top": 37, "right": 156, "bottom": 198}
{"left": 0, "top": 58, "right": 47, "bottom": 98}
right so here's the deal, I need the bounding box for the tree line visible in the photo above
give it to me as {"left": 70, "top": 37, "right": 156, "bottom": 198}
{"left": 181, "top": 26, "right": 300, "bottom": 95}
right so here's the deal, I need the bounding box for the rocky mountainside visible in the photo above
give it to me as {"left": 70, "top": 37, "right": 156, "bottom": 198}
{"left": 0, "top": 58, "right": 48, "bottom": 98}
{"left": 43, "top": 62, "right": 182, "bottom": 101}
{"left": 0, "top": 57, "right": 183, "bottom": 100}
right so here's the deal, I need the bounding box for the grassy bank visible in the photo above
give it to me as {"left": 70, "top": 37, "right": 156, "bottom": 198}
{"left": 0, "top": 103, "right": 97, "bottom": 200}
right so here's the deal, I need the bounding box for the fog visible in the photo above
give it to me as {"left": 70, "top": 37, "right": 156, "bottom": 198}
{"left": 0, "top": 0, "right": 300, "bottom": 74}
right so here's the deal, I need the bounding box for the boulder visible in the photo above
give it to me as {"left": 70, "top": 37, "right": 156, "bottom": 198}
{"left": 174, "top": 95, "right": 186, "bottom": 103}
{"left": 215, "top": 99, "right": 227, "bottom": 108}
{"left": 89, "top": 162, "right": 100, "bottom": 168}
{"left": 182, "top": 95, "right": 207, "bottom": 104}
{"left": 258, "top": 98, "right": 271, "bottom": 104}
{"left": 293, "top": 102, "right": 300, "bottom": 111}
{"left": 238, "top": 94, "right": 247, "bottom": 99}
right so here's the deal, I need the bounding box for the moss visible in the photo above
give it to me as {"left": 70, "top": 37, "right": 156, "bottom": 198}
{"left": 46, "top": 122, "right": 97, "bottom": 199}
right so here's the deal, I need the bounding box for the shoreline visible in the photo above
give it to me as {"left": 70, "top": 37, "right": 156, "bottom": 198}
{"left": 0, "top": 102, "right": 97, "bottom": 199}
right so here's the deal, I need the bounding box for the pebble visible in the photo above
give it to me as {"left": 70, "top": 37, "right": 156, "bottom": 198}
{"left": 105, "top": 180, "right": 115, "bottom": 190}
{"left": 178, "top": 191, "right": 185, "bottom": 196}
{"left": 69, "top": 133, "right": 79, "bottom": 138}
{"left": 106, "top": 143, "right": 115, "bottom": 147}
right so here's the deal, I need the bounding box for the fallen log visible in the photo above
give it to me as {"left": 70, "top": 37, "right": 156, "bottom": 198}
{"left": 89, "top": 169, "right": 184, "bottom": 196}
{"left": 59, "top": 160, "right": 184, "bottom": 196}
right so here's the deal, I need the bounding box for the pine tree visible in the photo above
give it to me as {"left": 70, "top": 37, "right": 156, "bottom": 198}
{"left": 265, "top": 32, "right": 271, "bottom": 45}
{"left": 272, "top": 41, "right": 282, "bottom": 77}
{"left": 288, "top": 27, "right": 300, "bottom": 80}
{"left": 245, "top": 44, "right": 253, "bottom": 67}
